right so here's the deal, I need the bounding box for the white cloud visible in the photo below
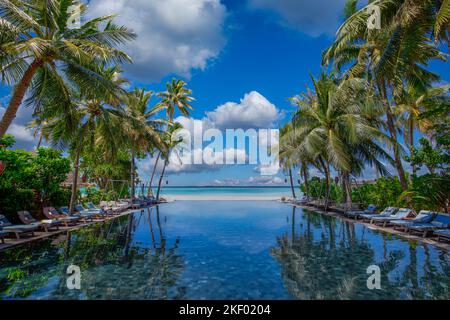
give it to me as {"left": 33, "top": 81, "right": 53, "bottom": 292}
{"left": 206, "top": 91, "right": 282, "bottom": 129}
{"left": 6, "top": 124, "right": 34, "bottom": 142}
{"left": 86, "top": 0, "right": 227, "bottom": 81}
{"left": 248, "top": 0, "right": 347, "bottom": 36}
{"left": 0, "top": 100, "right": 38, "bottom": 148}
{"left": 137, "top": 91, "right": 282, "bottom": 177}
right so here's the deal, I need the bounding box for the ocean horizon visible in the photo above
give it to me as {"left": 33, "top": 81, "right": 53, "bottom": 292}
{"left": 139, "top": 186, "right": 299, "bottom": 200}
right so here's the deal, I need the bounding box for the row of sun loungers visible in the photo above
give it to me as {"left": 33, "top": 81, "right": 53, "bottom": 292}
{"left": 289, "top": 198, "right": 450, "bottom": 243}
{"left": 0, "top": 198, "right": 158, "bottom": 242}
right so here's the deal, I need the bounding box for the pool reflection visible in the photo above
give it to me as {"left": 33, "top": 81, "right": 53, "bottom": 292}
{"left": 0, "top": 201, "right": 448, "bottom": 300}
{"left": 271, "top": 206, "right": 449, "bottom": 299}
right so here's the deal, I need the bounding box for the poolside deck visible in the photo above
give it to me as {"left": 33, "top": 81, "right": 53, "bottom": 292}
{"left": 0, "top": 207, "right": 151, "bottom": 252}
{"left": 291, "top": 203, "right": 450, "bottom": 252}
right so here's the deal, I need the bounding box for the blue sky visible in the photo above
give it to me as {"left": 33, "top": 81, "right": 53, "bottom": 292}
{"left": 1, "top": 0, "right": 449, "bottom": 186}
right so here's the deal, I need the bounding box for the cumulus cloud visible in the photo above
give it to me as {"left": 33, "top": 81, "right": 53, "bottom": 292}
{"left": 248, "top": 0, "right": 347, "bottom": 36}
{"left": 137, "top": 91, "right": 282, "bottom": 178}
{"left": 6, "top": 124, "right": 34, "bottom": 142}
{"left": 0, "top": 97, "right": 38, "bottom": 149}
{"left": 86, "top": 0, "right": 227, "bottom": 81}
{"left": 206, "top": 91, "right": 282, "bottom": 129}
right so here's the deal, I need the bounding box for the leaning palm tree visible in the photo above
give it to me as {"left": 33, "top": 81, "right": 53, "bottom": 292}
{"left": 155, "top": 123, "right": 184, "bottom": 202}
{"left": 0, "top": 0, "right": 135, "bottom": 137}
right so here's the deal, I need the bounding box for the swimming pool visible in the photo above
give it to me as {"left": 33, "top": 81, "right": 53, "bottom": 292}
{"left": 0, "top": 201, "right": 448, "bottom": 299}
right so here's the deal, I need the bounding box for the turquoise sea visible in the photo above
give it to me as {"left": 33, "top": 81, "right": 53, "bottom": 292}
{"left": 142, "top": 186, "right": 297, "bottom": 198}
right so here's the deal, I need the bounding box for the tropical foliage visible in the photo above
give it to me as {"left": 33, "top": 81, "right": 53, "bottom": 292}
{"left": 0, "top": 135, "right": 70, "bottom": 220}
{"left": 282, "top": 0, "right": 449, "bottom": 212}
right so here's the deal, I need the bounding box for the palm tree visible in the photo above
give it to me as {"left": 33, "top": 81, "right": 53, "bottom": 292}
{"left": 152, "top": 79, "right": 194, "bottom": 198}
{"left": 396, "top": 84, "right": 450, "bottom": 175}
{"left": 155, "top": 123, "right": 184, "bottom": 202}
{"left": 157, "top": 79, "right": 194, "bottom": 122}
{"left": 289, "top": 74, "right": 392, "bottom": 208}
{"left": 0, "top": 0, "right": 135, "bottom": 137}
{"left": 122, "top": 88, "right": 164, "bottom": 199}
{"left": 322, "top": 0, "right": 447, "bottom": 191}
{"left": 43, "top": 66, "right": 128, "bottom": 213}
{"left": 280, "top": 124, "right": 296, "bottom": 199}
{"left": 27, "top": 117, "right": 48, "bottom": 148}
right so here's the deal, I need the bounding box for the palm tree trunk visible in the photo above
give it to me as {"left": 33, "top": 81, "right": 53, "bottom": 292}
{"left": 318, "top": 158, "right": 331, "bottom": 211}
{"left": 69, "top": 148, "right": 81, "bottom": 214}
{"left": 156, "top": 160, "right": 167, "bottom": 202}
{"left": 130, "top": 148, "right": 135, "bottom": 199}
{"left": 289, "top": 167, "right": 296, "bottom": 199}
{"left": 343, "top": 171, "right": 352, "bottom": 208}
{"left": 0, "top": 59, "right": 43, "bottom": 137}
{"left": 301, "top": 165, "right": 310, "bottom": 200}
{"left": 291, "top": 206, "right": 296, "bottom": 244}
{"left": 37, "top": 131, "right": 43, "bottom": 149}
{"left": 409, "top": 118, "right": 416, "bottom": 176}
{"left": 147, "top": 151, "right": 161, "bottom": 197}
{"left": 380, "top": 80, "right": 408, "bottom": 191}
{"left": 340, "top": 171, "right": 346, "bottom": 204}
{"left": 324, "top": 163, "right": 330, "bottom": 211}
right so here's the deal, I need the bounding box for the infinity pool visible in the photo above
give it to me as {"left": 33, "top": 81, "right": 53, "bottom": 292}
{"left": 0, "top": 201, "right": 449, "bottom": 299}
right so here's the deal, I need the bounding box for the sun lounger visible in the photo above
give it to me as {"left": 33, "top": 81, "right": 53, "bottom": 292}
{"left": 345, "top": 204, "right": 377, "bottom": 219}
{"left": 306, "top": 199, "right": 320, "bottom": 207}
{"left": 43, "top": 207, "right": 81, "bottom": 226}
{"left": 0, "top": 214, "right": 39, "bottom": 239}
{"left": 360, "top": 207, "right": 397, "bottom": 222}
{"left": 18, "top": 211, "right": 61, "bottom": 232}
{"left": 294, "top": 196, "right": 308, "bottom": 205}
{"left": 0, "top": 230, "right": 7, "bottom": 243}
{"left": 117, "top": 200, "right": 131, "bottom": 210}
{"left": 98, "top": 201, "right": 120, "bottom": 215}
{"left": 406, "top": 213, "right": 450, "bottom": 238}
{"left": 106, "top": 201, "right": 123, "bottom": 214}
{"left": 370, "top": 208, "right": 413, "bottom": 227}
{"left": 391, "top": 210, "right": 436, "bottom": 231}
{"left": 74, "top": 204, "right": 105, "bottom": 219}
{"left": 59, "top": 206, "right": 91, "bottom": 222}
{"left": 85, "top": 202, "right": 108, "bottom": 214}
{"left": 434, "top": 229, "right": 450, "bottom": 242}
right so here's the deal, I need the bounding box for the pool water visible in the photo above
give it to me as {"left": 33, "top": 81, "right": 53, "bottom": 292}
{"left": 0, "top": 201, "right": 448, "bottom": 300}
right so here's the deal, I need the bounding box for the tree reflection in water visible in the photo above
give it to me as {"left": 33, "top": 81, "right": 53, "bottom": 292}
{"left": 270, "top": 206, "right": 449, "bottom": 300}
{"left": 0, "top": 206, "right": 185, "bottom": 299}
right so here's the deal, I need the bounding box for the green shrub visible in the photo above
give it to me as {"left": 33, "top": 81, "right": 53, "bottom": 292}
{"left": 48, "top": 187, "right": 72, "bottom": 207}
{"left": 352, "top": 177, "right": 403, "bottom": 209}
{"left": 0, "top": 188, "right": 35, "bottom": 223}
{"left": 398, "top": 174, "right": 450, "bottom": 212}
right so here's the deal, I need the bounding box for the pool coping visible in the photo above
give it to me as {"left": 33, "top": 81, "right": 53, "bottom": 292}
{"left": 291, "top": 203, "right": 450, "bottom": 252}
